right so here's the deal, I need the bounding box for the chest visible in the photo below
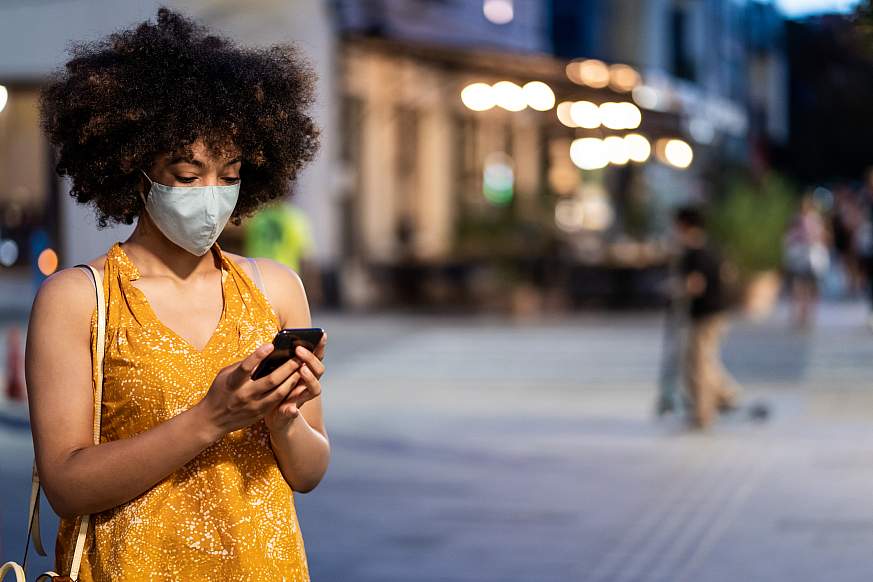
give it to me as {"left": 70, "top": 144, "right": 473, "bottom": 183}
{"left": 132, "top": 274, "right": 226, "bottom": 353}
{"left": 100, "top": 287, "right": 278, "bottom": 432}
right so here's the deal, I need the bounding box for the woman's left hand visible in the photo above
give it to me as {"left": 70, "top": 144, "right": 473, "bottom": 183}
{"left": 264, "top": 333, "right": 327, "bottom": 433}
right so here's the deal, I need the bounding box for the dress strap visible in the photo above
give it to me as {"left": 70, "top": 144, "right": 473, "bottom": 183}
{"left": 107, "top": 242, "right": 140, "bottom": 281}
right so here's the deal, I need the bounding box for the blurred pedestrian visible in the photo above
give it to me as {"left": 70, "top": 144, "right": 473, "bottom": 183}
{"left": 245, "top": 201, "right": 322, "bottom": 305}
{"left": 24, "top": 9, "right": 326, "bottom": 581}
{"left": 784, "top": 195, "right": 829, "bottom": 329}
{"left": 673, "top": 207, "right": 741, "bottom": 430}
{"left": 656, "top": 244, "right": 689, "bottom": 417}
{"left": 831, "top": 185, "right": 863, "bottom": 294}
{"left": 858, "top": 169, "right": 873, "bottom": 328}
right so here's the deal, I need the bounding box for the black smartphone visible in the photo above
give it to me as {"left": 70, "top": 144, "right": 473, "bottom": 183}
{"left": 250, "top": 328, "right": 324, "bottom": 380}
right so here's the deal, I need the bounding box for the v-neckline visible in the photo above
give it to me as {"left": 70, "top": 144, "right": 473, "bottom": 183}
{"left": 115, "top": 243, "right": 231, "bottom": 355}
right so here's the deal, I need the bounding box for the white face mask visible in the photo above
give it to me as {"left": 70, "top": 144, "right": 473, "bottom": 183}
{"left": 139, "top": 170, "right": 240, "bottom": 256}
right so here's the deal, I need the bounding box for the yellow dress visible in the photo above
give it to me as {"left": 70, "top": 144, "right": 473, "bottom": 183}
{"left": 55, "top": 242, "right": 310, "bottom": 581}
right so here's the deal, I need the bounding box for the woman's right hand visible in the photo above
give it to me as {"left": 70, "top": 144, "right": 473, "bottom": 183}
{"left": 196, "top": 344, "right": 302, "bottom": 439}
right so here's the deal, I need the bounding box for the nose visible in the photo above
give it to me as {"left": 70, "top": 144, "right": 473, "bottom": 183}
{"left": 201, "top": 172, "right": 225, "bottom": 187}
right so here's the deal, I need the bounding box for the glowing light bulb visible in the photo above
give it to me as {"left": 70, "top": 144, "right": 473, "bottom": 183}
{"left": 570, "top": 101, "right": 600, "bottom": 129}
{"left": 461, "top": 83, "right": 496, "bottom": 111}
{"left": 604, "top": 136, "right": 630, "bottom": 165}
{"left": 609, "top": 64, "right": 641, "bottom": 92}
{"left": 570, "top": 138, "right": 609, "bottom": 170}
{"left": 38, "top": 248, "right": 59, "bottom": 276}
{"left": 664, "top": 139, "right": 693, "bottom": 168}
{"left": 624, "top": 134, "right": 652, "bottom": 163}
{"left": 556, "top": 101, "right": 578, "bottom": 127}
{"left": 483, "top": 0, "right": 514, "bottom": 25}
{"left": 493, "top": 81, "right": 526, "bottom": 112}
{"left": 522, "top": 81, "right": 555, "bottom": 111}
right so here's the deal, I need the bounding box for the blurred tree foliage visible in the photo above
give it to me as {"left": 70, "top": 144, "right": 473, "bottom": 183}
{"left": 710, "top": 172, "right": 796, "bottom": 278}
{"left": 856, "top": 0, "right": 873, "bottom": 43}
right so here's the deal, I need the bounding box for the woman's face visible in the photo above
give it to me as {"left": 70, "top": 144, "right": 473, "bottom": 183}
{"left": 145, "top": 139, "right": 241, "bottom": 189}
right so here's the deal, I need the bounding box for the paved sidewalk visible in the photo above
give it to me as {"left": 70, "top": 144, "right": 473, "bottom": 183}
{"left": 2, "top": 303, "right": 873, "bottom": 580}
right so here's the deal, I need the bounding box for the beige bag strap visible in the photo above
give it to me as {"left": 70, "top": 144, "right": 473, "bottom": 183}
{"left": 0, "top": 561, "right": 26, "bottom": 581}
{"left": 26, "top": 465, "right": 46, "bottom": 558}
{"left": 21, "top": 265, "right": 104, "bottom": 582}
{"left": 0, "top": 562, "right": 59, "bottom": 581}
{"left": 69, "top": 264, "right": 106, "bottom": 580}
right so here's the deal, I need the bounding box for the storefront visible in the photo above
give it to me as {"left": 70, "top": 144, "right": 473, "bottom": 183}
{"left": 338, "top": 36, "right": 731, "bottom": 310}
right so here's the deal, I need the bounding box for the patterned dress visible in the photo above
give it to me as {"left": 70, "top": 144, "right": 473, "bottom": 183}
{"left": 55, "top": 242, "right": 309, "bottom": 581}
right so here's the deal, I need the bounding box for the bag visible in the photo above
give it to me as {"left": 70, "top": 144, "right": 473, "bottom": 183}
{"left": 1, "top": 264, "right": 106, "bottom": 582}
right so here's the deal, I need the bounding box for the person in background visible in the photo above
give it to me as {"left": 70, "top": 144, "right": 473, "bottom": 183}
{"left": 832, "top": 185, "right": 863, "bottom": 295}
{"left": 673, "top": 206, "right": 741, "bottom": 430}
{"left": 784, "top": 195, "right": 829, "bottom": 329}
{"left": 858, "top": 169, "right": 873, "bottom": 329}
{"left": 245, "top": 201, "right": 322, "bottom": 306}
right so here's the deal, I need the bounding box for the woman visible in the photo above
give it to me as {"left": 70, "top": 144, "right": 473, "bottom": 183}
{"left": 784, "top": 195, "right": 829, "bottom": 329}
{"left": 26, "top": 9, "right": 327, "bottom": 580}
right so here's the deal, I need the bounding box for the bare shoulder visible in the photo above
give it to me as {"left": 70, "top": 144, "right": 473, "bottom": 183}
{"left": 226, "top": 253, "right": 309, "bottom": 326}
{"left": 30, "top": 260, "right": 104, "bottom": 329}
{"left": 227, "top": 253, "right": 304, "bottom": 289}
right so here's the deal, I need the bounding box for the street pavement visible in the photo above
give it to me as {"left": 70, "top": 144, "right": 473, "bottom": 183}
{"left": 2, "top": 302, "right": 873, "bottom": 581}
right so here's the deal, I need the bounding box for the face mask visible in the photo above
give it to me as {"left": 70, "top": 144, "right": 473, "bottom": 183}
{"left": 139, "top": 170, "right": 240, "bottom": 256}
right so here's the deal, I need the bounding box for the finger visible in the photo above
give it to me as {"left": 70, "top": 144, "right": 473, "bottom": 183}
{"left": 295, "top": 345, "right": 325, "bottom": 377}
{"left": 283, "top": 365, "right": 318, "bottom": 401}
{"left": 277, "top": 402, "right": 300, "bottom": 419}
{"left": 287, "top": 382, "right": 308, "bottom": 401}
{"left": 260, "top": 371, "right": 300, "bottom": 406}
{"left": 257, "top": 356, "right": 302, "bottom": 392}
{"left": 231, "top": 343, "right": 274, "bottom": 386}
{"left": 313, "top": 333, "right": 328, "bottom": 360}
{"left": 298, "top": 364, "right": 322, "bottom": 397}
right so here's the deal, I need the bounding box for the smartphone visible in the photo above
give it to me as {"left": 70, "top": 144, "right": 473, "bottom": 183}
{"left": 250, "top": 328, "right": 324, "bottom": 380}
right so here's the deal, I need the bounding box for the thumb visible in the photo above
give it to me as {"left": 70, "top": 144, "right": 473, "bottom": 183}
{"left": 280, "top": 402, "right": 300, "bottom": 419}
{"left": 231, "top": 343, "right": 274, "bottom": 386}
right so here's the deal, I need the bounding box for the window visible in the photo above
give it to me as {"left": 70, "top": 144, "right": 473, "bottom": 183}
{"left": 670, "top": 6, "right": 696, "bottom": 81}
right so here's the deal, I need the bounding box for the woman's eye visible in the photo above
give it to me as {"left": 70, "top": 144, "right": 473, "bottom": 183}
{"left": 176, "top": 176, "right": 198, "bottom": 184}
{"left": 223, "top": 177, "right": 241, "bottom": 184}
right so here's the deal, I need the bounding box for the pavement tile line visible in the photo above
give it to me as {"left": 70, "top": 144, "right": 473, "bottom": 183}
{"left": 672, "top": 447, "right": 772, "bottom": 582}
{"left": 610, "top": 445, "right": 744, "bottom": 582}
{"left": 641, "top": 445, "right": 757, "bottom": 582}
{"left": 583, "top": 442, "right": 739, "bottom": 582}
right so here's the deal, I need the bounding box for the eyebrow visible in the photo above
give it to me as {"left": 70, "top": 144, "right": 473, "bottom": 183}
{"left": 167, "top": 156, "right": 242, "bottom": 168}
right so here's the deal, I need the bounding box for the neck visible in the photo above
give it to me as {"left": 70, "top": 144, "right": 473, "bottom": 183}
{"left": 124, "top": 214, "right": 219, "bottom": 280}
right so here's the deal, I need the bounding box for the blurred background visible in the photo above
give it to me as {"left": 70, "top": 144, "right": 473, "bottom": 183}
{"left": 3, "top": 1, "right": 873, "bottom": 580}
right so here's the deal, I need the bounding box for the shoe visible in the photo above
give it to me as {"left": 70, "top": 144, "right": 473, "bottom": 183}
{"left": 717, "top": 398, "right": 740, "bottom": 414}
{"left": 656, "top": 397, "right": 675, "bottom": 417}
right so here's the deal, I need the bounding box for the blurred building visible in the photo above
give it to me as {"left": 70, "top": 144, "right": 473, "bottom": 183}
{"left": 334, "top": 0, "right": 789, "bottom": 309}
{"left": 0, "top": 0, "right": 339, "bottom": 299}
{"left": 0, "top": 0, "right": 789, "bottom": 311}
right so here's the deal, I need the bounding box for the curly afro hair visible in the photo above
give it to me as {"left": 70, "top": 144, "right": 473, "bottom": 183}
{"left": 40, "top": 7, "right": 320, "bottom": 227}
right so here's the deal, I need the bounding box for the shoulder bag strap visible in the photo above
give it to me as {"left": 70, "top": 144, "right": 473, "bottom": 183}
{"left": 68, "top": 264, "right": 106, "bottom": 580}
{"left": 17, "top": 265, "right": 104, "bottom": 581}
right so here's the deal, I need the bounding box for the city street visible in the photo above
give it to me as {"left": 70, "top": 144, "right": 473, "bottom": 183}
{"left": 3, "top": 303, "right": 873, "bottom": 581}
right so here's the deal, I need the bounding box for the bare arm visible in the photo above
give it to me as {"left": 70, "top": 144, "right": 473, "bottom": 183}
{"left": 255, "top": 259, "right": 330, "bottom": 492}
{"left": 26, "top": 268, "right": 299, "bottom": 517}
